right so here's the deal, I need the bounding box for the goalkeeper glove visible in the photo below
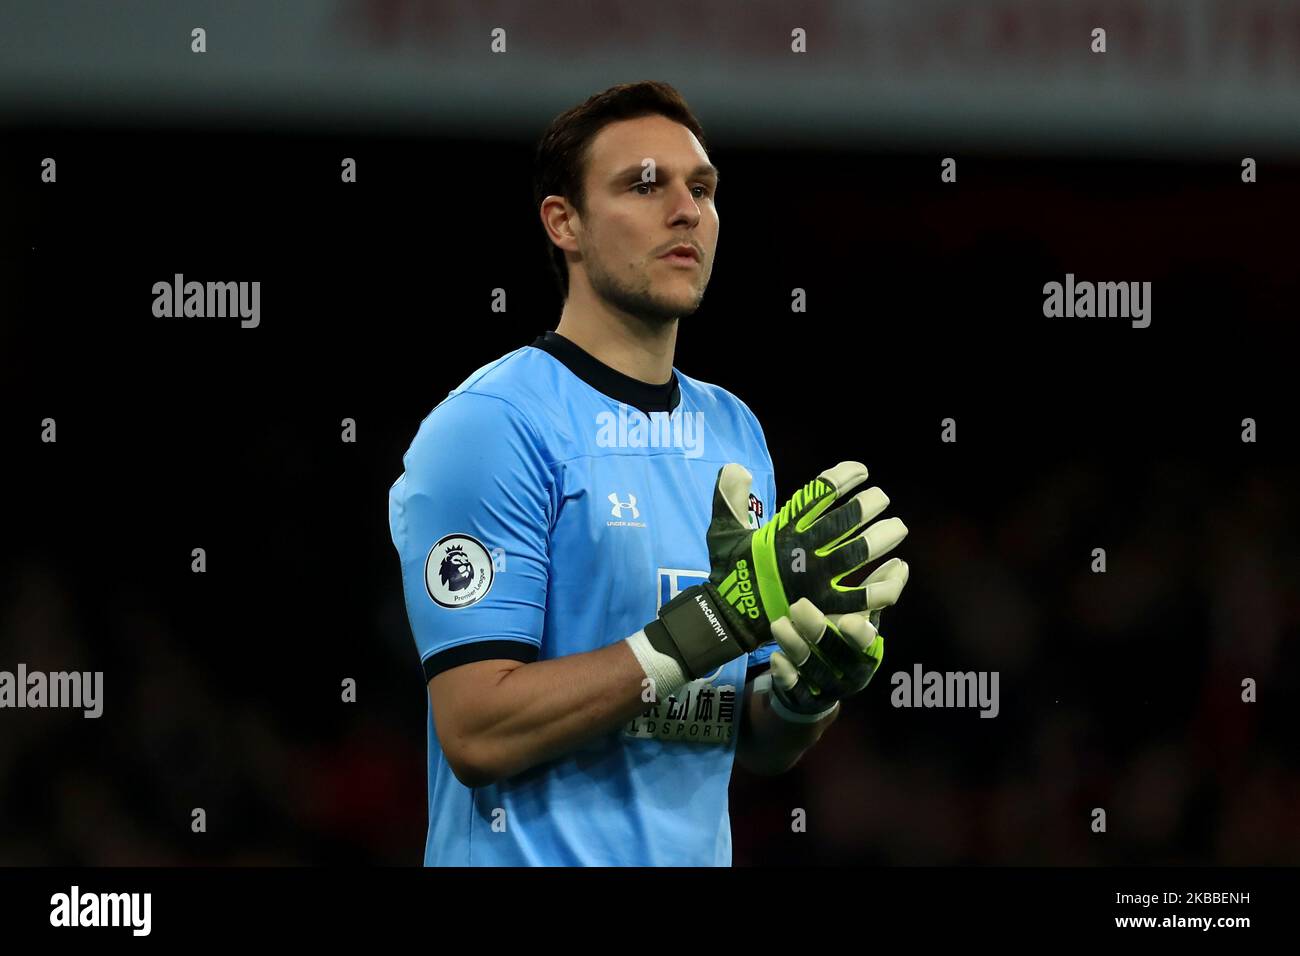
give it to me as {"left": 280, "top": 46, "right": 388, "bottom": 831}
{"left": 767, "top": 557, "right": 910, "bottom": 721}
{"left": 642, "top": 461, "right": 907, "bottom": 681}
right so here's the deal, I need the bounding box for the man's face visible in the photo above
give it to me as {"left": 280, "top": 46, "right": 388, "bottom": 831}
{"left": 572, "top": 114, "right": 719, "bottom": 324}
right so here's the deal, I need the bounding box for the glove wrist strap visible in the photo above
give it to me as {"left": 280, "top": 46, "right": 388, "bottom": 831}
{"left": 644, "top": 584, "right": 749, "bottom": 680}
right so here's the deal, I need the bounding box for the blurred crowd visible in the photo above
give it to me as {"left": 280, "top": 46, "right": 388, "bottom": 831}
{"left": 3, "top": 456, "right": 1293, "bottom": 865}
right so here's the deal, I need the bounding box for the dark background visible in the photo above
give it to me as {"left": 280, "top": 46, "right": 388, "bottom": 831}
{"left": 2, "top": 118, "right": 1298, "bottom": 864}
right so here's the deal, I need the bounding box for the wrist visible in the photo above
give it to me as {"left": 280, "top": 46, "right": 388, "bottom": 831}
{"left": 625, "top": 629, "right": 689, "bottom": 701}
{"left": 644, "top": 583, "right": 750, "bottom": 679}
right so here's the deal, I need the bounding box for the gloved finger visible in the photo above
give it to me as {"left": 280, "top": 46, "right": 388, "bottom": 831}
{"left": 811, "top": 520, "right": 904, "bottom": 595}
{"left": 864, "top": 556, "right": 909, "bottom": 590}
{"left": 855, "top": 562, "right": 899, "bottom": 626}
{"left": 827, "top": 607, "right": 875, "bottom": 633}
{"left": 820, "top": 608, "right": 880, "bottom": 655}
{"left": 865, "top": 557, "right": 909, "bottom": 608}
{"left": 770, "top": 651, "right": 830, "bottom": 713}
{"left": 818, "top": 550, "right": 908, "bottom": 616}
{"left": 786, "top": 597, "right": 828, "bottom": 644}
{"left": 819, "top": 517, "right": 908, "bottom": 585}
{"left": 806, "top": 486, "right": 890, "bottom": 555}
{"left": 711, "top": 463, "right": 754, "bottom": 530}
{"left": 773, "top": 608, "right": 846, "bottom": 699}
{"left": 817, "top": 461, "right": 871, "bottom": 504}
{"left": 791, "top": 599, "right": 880, "bottom": 692}
{"left": 771, "top": 614, "right": 813, "bottom": 668}
{"left": 770, "top": 650, "right": 798, "bottom": 693}
{"left": 778, "top": 600, "right": 867, "bottom": 697}
{"left": 764, "top": 647, "right": 837, "bottom": 712}
{"left": 788, "top": 461, "right": 870, "bottom": 532}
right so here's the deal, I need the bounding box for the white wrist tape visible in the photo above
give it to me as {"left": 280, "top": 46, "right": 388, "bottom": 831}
{"left": 625, "top": 629, "right": 689, "bottom": 702}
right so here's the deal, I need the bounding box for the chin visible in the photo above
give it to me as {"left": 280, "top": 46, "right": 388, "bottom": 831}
{"left": 658, "top": 285, "right": 705, "bottom": 310}
{"left": 669, "top": 298, "right": 704, "bottom": 319}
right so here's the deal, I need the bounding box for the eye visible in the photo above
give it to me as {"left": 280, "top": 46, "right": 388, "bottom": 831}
{"left": 630, "top": 182, "right": 713, "bottom": 198}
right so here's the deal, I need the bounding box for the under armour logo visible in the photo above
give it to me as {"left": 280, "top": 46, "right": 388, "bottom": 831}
{"left": 608, "top": 492, "right": 640, "bottom": 520}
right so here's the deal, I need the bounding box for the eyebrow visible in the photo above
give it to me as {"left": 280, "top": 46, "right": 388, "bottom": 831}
{"left": 609, "top": 162, "right": 720, "bottom": 185}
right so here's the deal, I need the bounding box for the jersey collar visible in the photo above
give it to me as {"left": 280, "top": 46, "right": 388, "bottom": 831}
{"left": 530, "top": 331, "right": 682, "bottom": 415}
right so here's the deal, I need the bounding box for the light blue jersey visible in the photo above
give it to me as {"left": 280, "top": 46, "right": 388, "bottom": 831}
{"left": 388, "top": 331, "right": 777, "bottom": 866}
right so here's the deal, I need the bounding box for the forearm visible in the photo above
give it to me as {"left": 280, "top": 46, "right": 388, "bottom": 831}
{"left": 458, "top": 640, "right": 656, "bottom": 785}
{"left": 735, "top": 673, "right": 838, "bottom": 775}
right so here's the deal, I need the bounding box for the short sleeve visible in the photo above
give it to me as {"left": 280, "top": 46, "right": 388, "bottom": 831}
{"left": 388, "top": 391, "right": 554, "bottom": 682}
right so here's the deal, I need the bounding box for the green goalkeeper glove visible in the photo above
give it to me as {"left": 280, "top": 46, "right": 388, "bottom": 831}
{"left": 767, "top": 557, "right": 910, "bottom": 720}
{"left": 643, "top": 461, "right": 907, "bottom": 680}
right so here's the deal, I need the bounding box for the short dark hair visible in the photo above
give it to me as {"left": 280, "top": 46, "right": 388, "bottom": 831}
{"left": 532, "top": 81, "right": 708, "bottom": 301}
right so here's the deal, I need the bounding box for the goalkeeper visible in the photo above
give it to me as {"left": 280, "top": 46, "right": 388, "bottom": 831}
{"left": 387, "top": 81, "right": 911, "bottom": 867}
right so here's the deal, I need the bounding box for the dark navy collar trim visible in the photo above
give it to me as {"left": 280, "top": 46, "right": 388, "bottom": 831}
{"left": 530, "top": 331, "right": 681, "bottom": 414}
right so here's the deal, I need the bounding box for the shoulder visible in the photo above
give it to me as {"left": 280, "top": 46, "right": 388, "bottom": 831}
{"left": 404, "top": 346, "right": 559, "bottom": 468}
{"left": 675, "top": 369, "right": 770, "bottom": 454}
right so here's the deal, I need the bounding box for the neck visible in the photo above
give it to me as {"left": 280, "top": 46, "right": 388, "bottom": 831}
{"left": 554, "top": 290, "right": 678, "bottom": 386}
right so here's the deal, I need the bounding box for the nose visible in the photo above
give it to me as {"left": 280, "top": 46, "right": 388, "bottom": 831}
{"left": 666, "top": 182, "right": 703, "bottom": 229}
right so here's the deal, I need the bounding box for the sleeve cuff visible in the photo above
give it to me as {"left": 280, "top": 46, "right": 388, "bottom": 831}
{"left": 422, "top": 639, "right": 540, "bottom": 682}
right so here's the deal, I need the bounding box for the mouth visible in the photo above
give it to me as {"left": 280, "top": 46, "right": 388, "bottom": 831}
{"left": 658, "top": 246, "right": 701, "bottom": 267}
